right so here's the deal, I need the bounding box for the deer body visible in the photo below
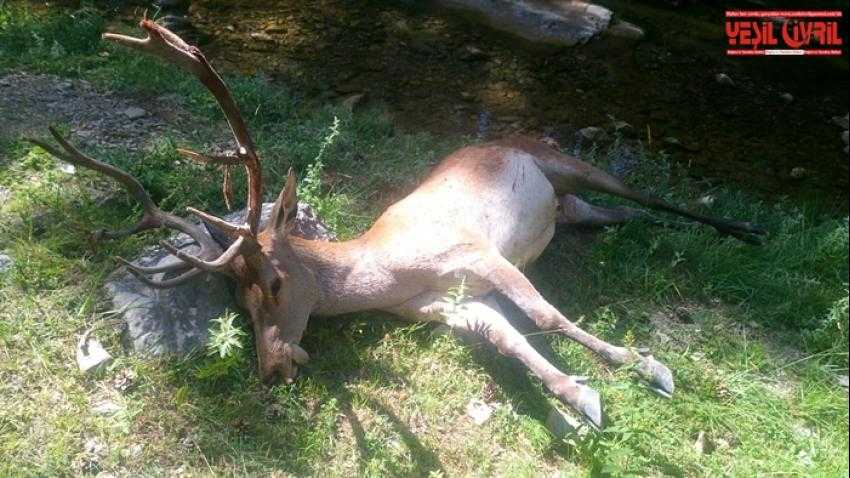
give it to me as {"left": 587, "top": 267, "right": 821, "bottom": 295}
{"left": 31, "top": 19, "right": 766, "bottom": 429}
{"left": 297, "top": 144, "right": 558, "bottom": 318}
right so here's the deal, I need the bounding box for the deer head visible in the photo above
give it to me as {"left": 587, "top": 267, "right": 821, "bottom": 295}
{"left": 27, "top": 19, "right": 314, "bottom": 384}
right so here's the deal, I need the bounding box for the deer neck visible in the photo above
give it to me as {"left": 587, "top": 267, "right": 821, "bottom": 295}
{"left": 287, "top": 235, "right": 408, "bottom": 316}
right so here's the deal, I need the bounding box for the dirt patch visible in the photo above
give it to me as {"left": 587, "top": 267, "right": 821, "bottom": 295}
{"left": 0, "top": 71, "right": 224, "bottom": 151}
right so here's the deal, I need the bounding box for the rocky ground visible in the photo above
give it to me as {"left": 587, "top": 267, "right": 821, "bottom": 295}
{"left": 0, "top": 71, "right": 199, "bottom": 150}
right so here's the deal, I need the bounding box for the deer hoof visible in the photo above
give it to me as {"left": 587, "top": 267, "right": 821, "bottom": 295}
{"left": 576, "top": 384, "right": 604, "bottom": 430}
{"left": 636, "top": 355, "right": 675, "bottom": 398}
{"left": 553, "top": 377, "right": 604, "bottom": 430}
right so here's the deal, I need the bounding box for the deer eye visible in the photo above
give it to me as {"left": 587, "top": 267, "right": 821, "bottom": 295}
{"left": 270, "top": 278, "right": 282, "bottom": 298}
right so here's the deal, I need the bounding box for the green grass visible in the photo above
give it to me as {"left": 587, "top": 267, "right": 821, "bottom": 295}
{"left": 1, "top": 5, "right": 848, "bottom": 476}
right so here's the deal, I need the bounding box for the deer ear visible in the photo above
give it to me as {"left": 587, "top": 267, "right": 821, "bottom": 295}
{"left": 269, "top": 168, "right": 298, "bottom": 234}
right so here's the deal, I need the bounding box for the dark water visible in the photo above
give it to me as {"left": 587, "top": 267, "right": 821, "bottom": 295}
{"left": 175, "top": 0, "right": 848, "bottom": 205}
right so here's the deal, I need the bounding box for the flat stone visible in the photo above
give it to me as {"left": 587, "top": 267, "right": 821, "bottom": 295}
{"left": 779, "top": 92, "right": 794, "bottom": 103}
{"left": 123, "top": 107, "right": 147, "bottom": 120}
{"left": 105, "top": 202, "right": 334, "bottom": 356}
{"left": 436, "top": 0, "right": 613, "bottom": 47}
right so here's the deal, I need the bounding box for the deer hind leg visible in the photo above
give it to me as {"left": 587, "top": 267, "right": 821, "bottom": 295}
{"left": 466, "top": 253, "right": 674, "bottom": 397}
{"left": 528, "top": 143, "right": 766, "bottom": 244}
{"left": 385, "top": 293, "right": 604, "bottom": 428}
{"left": 558, "top": 194, "right": 645, "bottom": 227}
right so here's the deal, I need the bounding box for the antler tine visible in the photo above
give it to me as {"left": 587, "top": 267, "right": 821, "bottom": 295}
{"left": 104, "top": 19, "right": 263, "bottom": 235}
{"left": 125, "top": 265, "right": 204, "bottom": 289}
{"left": 160, "top": 236, "right": 248, "bottom": 273}
{"left": 186, "top": 206, "right": 249, "bottom": 237}
{"left": 176, "top": 148, "right": 238, "bottom": 210}
{"left": 116, "top": 256, "right": 191, "bottom": 275}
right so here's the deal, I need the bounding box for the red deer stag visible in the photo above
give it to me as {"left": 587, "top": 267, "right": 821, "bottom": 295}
{"left": 28, "top": 20, "right": 765, "bottom": 428}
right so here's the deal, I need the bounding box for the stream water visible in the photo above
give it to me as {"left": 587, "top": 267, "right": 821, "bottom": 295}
{"left": 176, "top": 0, "right": 848, "bottom": 204}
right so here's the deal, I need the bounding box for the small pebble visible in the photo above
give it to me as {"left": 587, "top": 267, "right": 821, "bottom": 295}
{"left": 123, "top": 107, "right": 147, "bottom": 120}
{"left": 466, "top": 399, "right": 494, "bottom": 425}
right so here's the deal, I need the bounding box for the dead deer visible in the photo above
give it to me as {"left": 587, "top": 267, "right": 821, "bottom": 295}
{"left": 28, "top": 20, "right": 766, "bottom": 428}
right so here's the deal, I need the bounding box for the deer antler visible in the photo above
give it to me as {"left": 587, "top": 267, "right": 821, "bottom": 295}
{"left": 104, "top": 18, "right": 263, "bottom": 234}
{"left": 25, "top": 19, "right": 268, "bottom": 287}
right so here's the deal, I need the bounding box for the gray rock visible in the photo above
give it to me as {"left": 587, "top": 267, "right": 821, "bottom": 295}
{"left": 839, "top": 375, "right": 849, "bottom": 389}
{"left": 0, "top": 252, "right": 13, "bottom": 274}
{"left": 832, "top": 114, "right": 849, "bottom": 130}
{"left": 0, "top": 186, "right": 9, "bottom": 207}
{"left": 436, "top": 0, "right": 613, "bottom": 47}
{"left": 842, "top": 130, "right": 848, "bottom": 146}
{"left": 779, "top": 92, "right": 794, "bottom": 103}
{"left": 123, "top": 107, "right": 147, "bottom": 120}
{"left": 106, "top": 202, "right": 334, "bottom": 356}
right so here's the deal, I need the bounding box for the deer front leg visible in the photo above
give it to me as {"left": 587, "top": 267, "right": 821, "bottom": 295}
{"left": 467, "top": 254, "right": 674, "bottom": 397}
{"left": 385, "top": 293, "right": 604, "bottom": 428}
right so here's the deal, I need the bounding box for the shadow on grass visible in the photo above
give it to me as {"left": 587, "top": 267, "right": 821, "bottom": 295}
{"left": 156, "top": 303, "right": 605, "bottom": 473}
